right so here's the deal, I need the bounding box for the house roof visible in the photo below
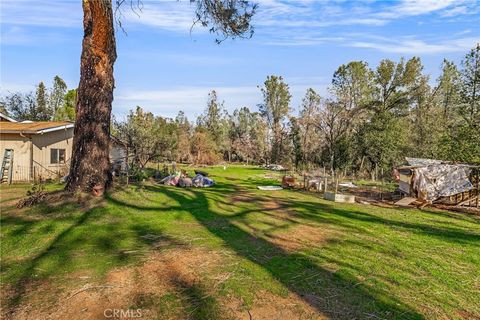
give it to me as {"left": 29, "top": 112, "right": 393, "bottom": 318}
{"left": 0, "top": 121, "right": 74, "bottom": 134}
{"left": 0, "top": 112, "right": 17, "bottom": 122}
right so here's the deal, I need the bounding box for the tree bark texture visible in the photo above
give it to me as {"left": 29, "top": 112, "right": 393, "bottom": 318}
{"left": 66, "top": 0, "right": 117, "bottom": 193}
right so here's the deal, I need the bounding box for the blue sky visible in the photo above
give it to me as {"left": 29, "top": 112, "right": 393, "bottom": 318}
{"left": 1, "top": 0, "right": 479, "bottom": 120}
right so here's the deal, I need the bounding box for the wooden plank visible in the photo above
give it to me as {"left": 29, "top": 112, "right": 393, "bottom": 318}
{"left": 324, "top": 192, "right": 356, "bottom": 203}
{"left": 394, "top": 197, "right": 417, "bottom": 206}
{"left": 456, "top": 195, "right": 478, "bottom": 207}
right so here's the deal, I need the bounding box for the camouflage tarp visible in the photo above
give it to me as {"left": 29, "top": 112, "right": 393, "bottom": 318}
{"left": 407, "top": 158, "right": 473, "bottom": 201}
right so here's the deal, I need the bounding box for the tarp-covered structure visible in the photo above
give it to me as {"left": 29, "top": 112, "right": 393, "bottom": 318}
{"left": 398, "top": 157, "right": 476, "bottom": 202}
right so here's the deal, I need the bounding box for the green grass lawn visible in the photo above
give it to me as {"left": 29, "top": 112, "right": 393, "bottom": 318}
{"left": 1, "top": 166, "right": 479, "bottom": 319}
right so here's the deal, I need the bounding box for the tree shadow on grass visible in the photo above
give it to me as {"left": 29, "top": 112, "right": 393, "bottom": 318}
{"left": 220, "top": 175, "right": 480, "bottom": 244}
{"left": 212, "top": 192, "right": 480, "bottom": 246}
{"left": 142, "top": 184, "right": 424, "bottom": 319}
{"left": 171, "top": 273, "right": 227, "bottom": 320}
{"left": 211, "top": 175, "right": 480, "bottom": 246}
{"left": 278, "top": 199, "right": 480, "bottom": 245}
{"left": 3, "top": 208, "right": 97, "bottom": 312}
{"left": 1, "top": 200, "right": 188, "bottom": 318}
{"left": 131, "top": 264, "right": 230, "bottom": 320}
{"left": 113, "top": 180, "right": 479, "bottom": 318}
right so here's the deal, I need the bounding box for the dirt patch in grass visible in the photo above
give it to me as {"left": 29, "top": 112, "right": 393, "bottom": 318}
{"left": 260, "top": 199, "right": 288, "bottom": 211}
{"left": 266, "top": 224, "right": 333, "bottom": 252}
{"left": 1, "top": 198, "right": 22, "bottom": 208}
{"left": 230, "top": 192, "right": 336, "bottom": 253}
{"left": 3, "top": 247, "right": 223, "bottom": 320}
{"left": 457, "top": 310, "right": 480, "bottom": 320}
{"left": 231, "top": 192, "right": 291, "bottom": 214}
{"left": 226, "top": 290, "right": 323, "bottom": 320}
{"left": 258, "top": 199, "right": 335, "bottom": 252}
{"left": 3, "top": 245, "right": 326, "bottom": 320}
{"left": 231, "top": 193, "right": 263, "bottom": 204}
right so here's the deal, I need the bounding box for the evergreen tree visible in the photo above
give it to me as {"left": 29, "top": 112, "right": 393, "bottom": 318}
{"left": 175, "top": 111, "right": 193, "bottom": 163}
{"left": 35, "top": 81, "right": 52, "bottom": 120}
{"left": 54, "top": 89, "right": 77, "bottom": 121}
{"left": 458, "top": 43, "right": 480, "bottom": 131}
{"left": 436, "top": 59, "right": 461, "bottom": 124}
{"left": 297, "top": 88, "right": 322, "bottom": 169}
{"left": 49, "top": 76, "right": 68, "bottom": 119}
{"left": 259, "top": 75, "right": 291, "bottom": 164}
{"left": 198, "top": 90, "right": 231, "bottom": 159}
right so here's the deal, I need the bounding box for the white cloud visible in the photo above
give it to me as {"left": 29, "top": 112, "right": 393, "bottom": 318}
{"left": 254, "top": 0, "right": 474, "bottom": 30}
{"left": 440, "top": 2, "right": 480, "bottom": 17}
{"left": 0, "top": 26, "right": 68, "bottom": 46}
{"left": 351, "top": 36, "right": 479, "bottom": 54}
{"left": 0, "top": 1, "right": 477, "bottom": 58}
{"left": 114, "top": 78, "right": 329, "bottom": 119}
{"left": 0, "top": 0, "right": 81, "bottom": 27}
{"left": 122, "top": 1, "right": 197, "bottom": 32}
{"left": 259, "top": 35, "right": 346, "bottom": 46}
{"left": 380, "top": 0, "right": 459, "bottom": 18}
{"left": 440, "top": 5, "right": 469, "bottom": 17}
{"left": 248, "top": 0, "right": 479, "bottom": 49}
{"left": 0, "top": 82, "right": 36, "bottom": 93}
{"left": 114, "top": 86, "right": 260, "bottom": 119}
{"left": 1, "top": 0, "right": 477, "bottom": 31}
{"left": 121, "top": 51, "right": 237, "bottom": 66}
{"left": 0, "top": 26, "right": 33, "bottom": 45}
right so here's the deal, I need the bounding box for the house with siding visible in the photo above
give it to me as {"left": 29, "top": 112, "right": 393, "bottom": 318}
{"left": 0, "top": 114, "right": 126, "bottom": 182}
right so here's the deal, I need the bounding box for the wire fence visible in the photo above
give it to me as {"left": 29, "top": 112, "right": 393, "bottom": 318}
{"left": 9, "top": 163, "right": 69, "bottom": 182}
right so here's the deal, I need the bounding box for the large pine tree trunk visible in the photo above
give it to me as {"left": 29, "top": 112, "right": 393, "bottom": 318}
{"left": 66, "top": 0, "right": 117, "bottom": 193}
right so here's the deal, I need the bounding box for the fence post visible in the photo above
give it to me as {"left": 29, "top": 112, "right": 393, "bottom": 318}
{"left": 126, "top": 146, "right": 129, "bottom": 186}
{"left": 476, "top": 167, "right": 480, "bottom": 208}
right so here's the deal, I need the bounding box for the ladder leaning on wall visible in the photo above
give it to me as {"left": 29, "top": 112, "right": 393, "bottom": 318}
{"left": 0, "top": 149, "right": 14, "bottom": 184}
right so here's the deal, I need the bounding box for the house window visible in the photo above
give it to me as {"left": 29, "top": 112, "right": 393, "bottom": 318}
{"left": 51, "top": 148, "right": 66, "bottom": 164}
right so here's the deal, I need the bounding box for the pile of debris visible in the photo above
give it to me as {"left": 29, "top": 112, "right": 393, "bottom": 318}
{"left": 263, "top": 164, "right": 286, "bottom": 171}
{"left": 282, "top": 175, "right": 296, "bottom": 188}
{"left": 396, "top": 157, "right": 479, "bottom": 207}
{"left": 160, "top": 170, "right": 214, "bottom": 188}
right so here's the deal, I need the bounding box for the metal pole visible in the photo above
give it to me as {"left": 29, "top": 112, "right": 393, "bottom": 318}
{"left": 323, "top": 167, "right": 326, "bottom": 193}
{"left": 476, "top": 167, "right": 480, "bottom": 208}
{"left": 126, "top": 147, "right": 129, "bottom": 186}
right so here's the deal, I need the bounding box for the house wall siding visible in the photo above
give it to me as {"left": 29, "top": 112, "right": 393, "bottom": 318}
{"left": 0, "top": 133, "right": 32, "bottom": 181}
{"left": 2, "top": 127, "right": 126, "bottom": 182}
{"left": 31, "top": 128, "right": 74, "bottom": 180}
{"left": 0, "top": 128, "right": 74, "bottom": 181}
{"left": 110, "top": 144, "right": 127, "bottom": 171}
